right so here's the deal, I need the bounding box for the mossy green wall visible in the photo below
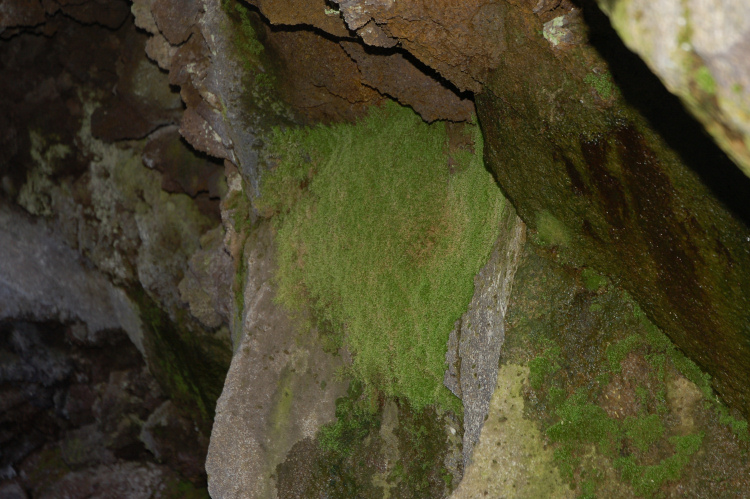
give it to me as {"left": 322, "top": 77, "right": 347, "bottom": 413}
{"left": 257, "top": 101, "right": 504, "bottom": 411}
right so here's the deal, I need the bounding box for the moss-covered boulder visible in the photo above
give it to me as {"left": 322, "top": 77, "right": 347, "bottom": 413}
{"left": 476, "top": 4, "right": 750, "bottom": 416}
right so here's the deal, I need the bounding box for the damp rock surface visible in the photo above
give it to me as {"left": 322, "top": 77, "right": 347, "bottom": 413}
{"left": 477, "top": 1, "right": 750, "bottom": 416}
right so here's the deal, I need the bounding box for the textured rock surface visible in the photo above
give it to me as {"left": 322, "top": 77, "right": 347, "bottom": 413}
{"left": 206, "top": 221, "right": 348, "bottom": 499}
{"left": 477, "top": 2, "right": 750, "bottom": 416}
{"left": 444, "top": 204, "right": 526, "bottom": 467}
{"left": 245, "top": 0, "right": 480, "bottom": 122}
{"left": 0, "top": 5, "right": 233, "bottom": 494}
{"left": 333, "top": 0, "right": 509, "bottom": 93}
{"left": 597, "top": 0, "right": 750, "bottom": 178}
{"left": 0, "top": 320, "right": 207, "bottom": 497}
{"left": 450, "top": 365, "right": 572, "bottom": 499}
{"left": 0, "top": 206, "right": 145, "bottom": 356}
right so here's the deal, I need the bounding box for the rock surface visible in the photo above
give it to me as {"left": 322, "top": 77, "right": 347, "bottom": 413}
{"left": 444, "top": 204, "right": 526, "bottom": 467}
{"left": 0, "top": 205, "right": 145, "bottom": 356}
{"left": 450, "top": 365, "right": 572, "bottom": 499}
{"left": 597, "top": 0, "right": 750, "bottom": 178}
{"left": 476, "top": 2, "right": 750, "bottom": 416}
{"left": 205, "top": 221, "right": 348, "bottom": 499}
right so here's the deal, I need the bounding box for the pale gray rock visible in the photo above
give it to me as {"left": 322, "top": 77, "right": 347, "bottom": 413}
{"left": 0, "top": 205, "right": 145, "bottom": 357}
{"left": 444, "top": 203, "right": 525, "bottom": 468}
{"left": 178, "top": 226, "right": 233, "bottom": 329}
{"left": 598, "top": 0, "right": 750, "bottom": 177}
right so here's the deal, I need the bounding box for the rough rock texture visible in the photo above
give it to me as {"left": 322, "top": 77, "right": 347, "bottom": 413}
{"left": 597, "top": 0, "right": 750, "bottom": 178}
{"left": 245, "top": 0, "right": 479, "bottom": 122}
{"left": 0, "top": 320, "right": 207, "bottom": 497}
{"left": 492, "top": 241, "right": 750, "bottom": 497}
{"left": 333, "top": 0, "right": 509, "bottom": 94}
{"left": 205, "top": 221, "right": 348, "bottom": 499}
{"left": 178, "top": 225, "right": 234, "bottom": 330}
{"left": 444, "top": 204, "right": 526, "bottom": 467}
{"left": 450, "top": 365, "right": 572, "bottom": 499}
{"left": 0, "top": 4, "right": 234, "bottom": 493}
{"left": 341, "top": 42, "right": 475, "bottom": 122}
{"left": 0, "top": 205, "right": 145, "bottom": 356}
{"left": 477, "top": 2, "right": 750, "bottom": 416}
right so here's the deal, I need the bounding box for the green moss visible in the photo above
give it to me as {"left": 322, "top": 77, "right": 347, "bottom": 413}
{"left": 606, "top": 334, "right": 642, "bottom": 373}
{"left": 392, "top": 402, "right": 455, "bottom": 496}
{"left": 581, "top": 268, "right": 608, "bottom": 291}
{"left": 615, "top": 434, "right": 703, "bottom": 497}
{"left": 259, "top": 101, "right": 503, "bottom": 410}
{"left": 584, "top": 72, "right": 614, "bottom": 100}
{"left": 535, "top": 210, "right": 571, "bottom": 248}
{"left": 222, "top": 0, "right": 289, "bottom": 125}
{"left": 624, "top": 414, "right": 665, "bottom": 452}
{"left": 129, "top": 286, "right": 229, "bottom": 429}
{"left": 694, "top": 66, "right": 717, "bottom": 95}
{"left": 716, "top": 405, "right": 750, "bottom": 442}
{"left": 547, "top": 394, "right": 621, "bottom": 456}
{"left": 318, "top": 381, "right": 379, "bottom": 456}
{"left": 528, "top": 345, "right": 562, "bottom": 390}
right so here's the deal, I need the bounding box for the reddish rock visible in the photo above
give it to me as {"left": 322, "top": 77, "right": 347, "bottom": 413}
{"left": 247, "top": 0, "right": 351, "bottom": 38}
{"left": 342, "top": 41, "right": 475, "bottom": 122}
{"left": 264, "top": 28, "right": 383, "bottom": 124}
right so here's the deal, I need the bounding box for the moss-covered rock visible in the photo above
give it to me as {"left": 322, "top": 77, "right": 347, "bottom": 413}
{"left": 490, "top": 242, "right": 750, "bottom": 498}
{"left": 258, "top": 101, "right": 504, "bottom": 411}
{"left": 476, "top": 4, "right": 750, "bottom": 417}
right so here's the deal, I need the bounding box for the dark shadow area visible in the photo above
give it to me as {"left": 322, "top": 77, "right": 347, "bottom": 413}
{"left": 580, "top": 0, "right": 750, "bottom": 226}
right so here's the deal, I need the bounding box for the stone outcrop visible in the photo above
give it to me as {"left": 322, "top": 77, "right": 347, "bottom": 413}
{"left": 444, "top": 205, "right": 526, "bottom": 467}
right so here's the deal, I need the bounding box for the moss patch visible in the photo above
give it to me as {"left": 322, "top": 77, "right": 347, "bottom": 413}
{"left": 258, "top": 101, "right": 503, "bottom": 411}
{"left": 499, "top": 244, "right": 750, "bottom": 498}
{"left": 129, "top": 286, "right": 229, "bottom": 431}
{"left": 277, "top": 386, "right": 456, "bottom": 498}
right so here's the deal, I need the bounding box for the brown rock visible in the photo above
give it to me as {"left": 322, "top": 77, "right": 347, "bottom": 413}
{"left": 142, "top": 127, "right": 224, "bottom": 198}
{"left": 180, "top": 107, "right": 231, "bottom": 160}
{"left": 57, "top": 0, "right": 131, "bottom": 29}
{"left": 247, "top": 0, "right": 351, "bottom": 38}
{"left": 335, "top": 0, "right": 510, "bottom": 93}
{"left": 356, "top": 20, "right": 397, "bottom": 48}
{"left": 264, "top": 28, "right": 383, "bottom": 123}
{"left": 151, "top": 0, "right": 199, "bottom": 45}
{"left": 91, "top": 95, "right": 172, "bottom": 141}
{"left": 342, "top": 41, "right": 475, "bottom": 122}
